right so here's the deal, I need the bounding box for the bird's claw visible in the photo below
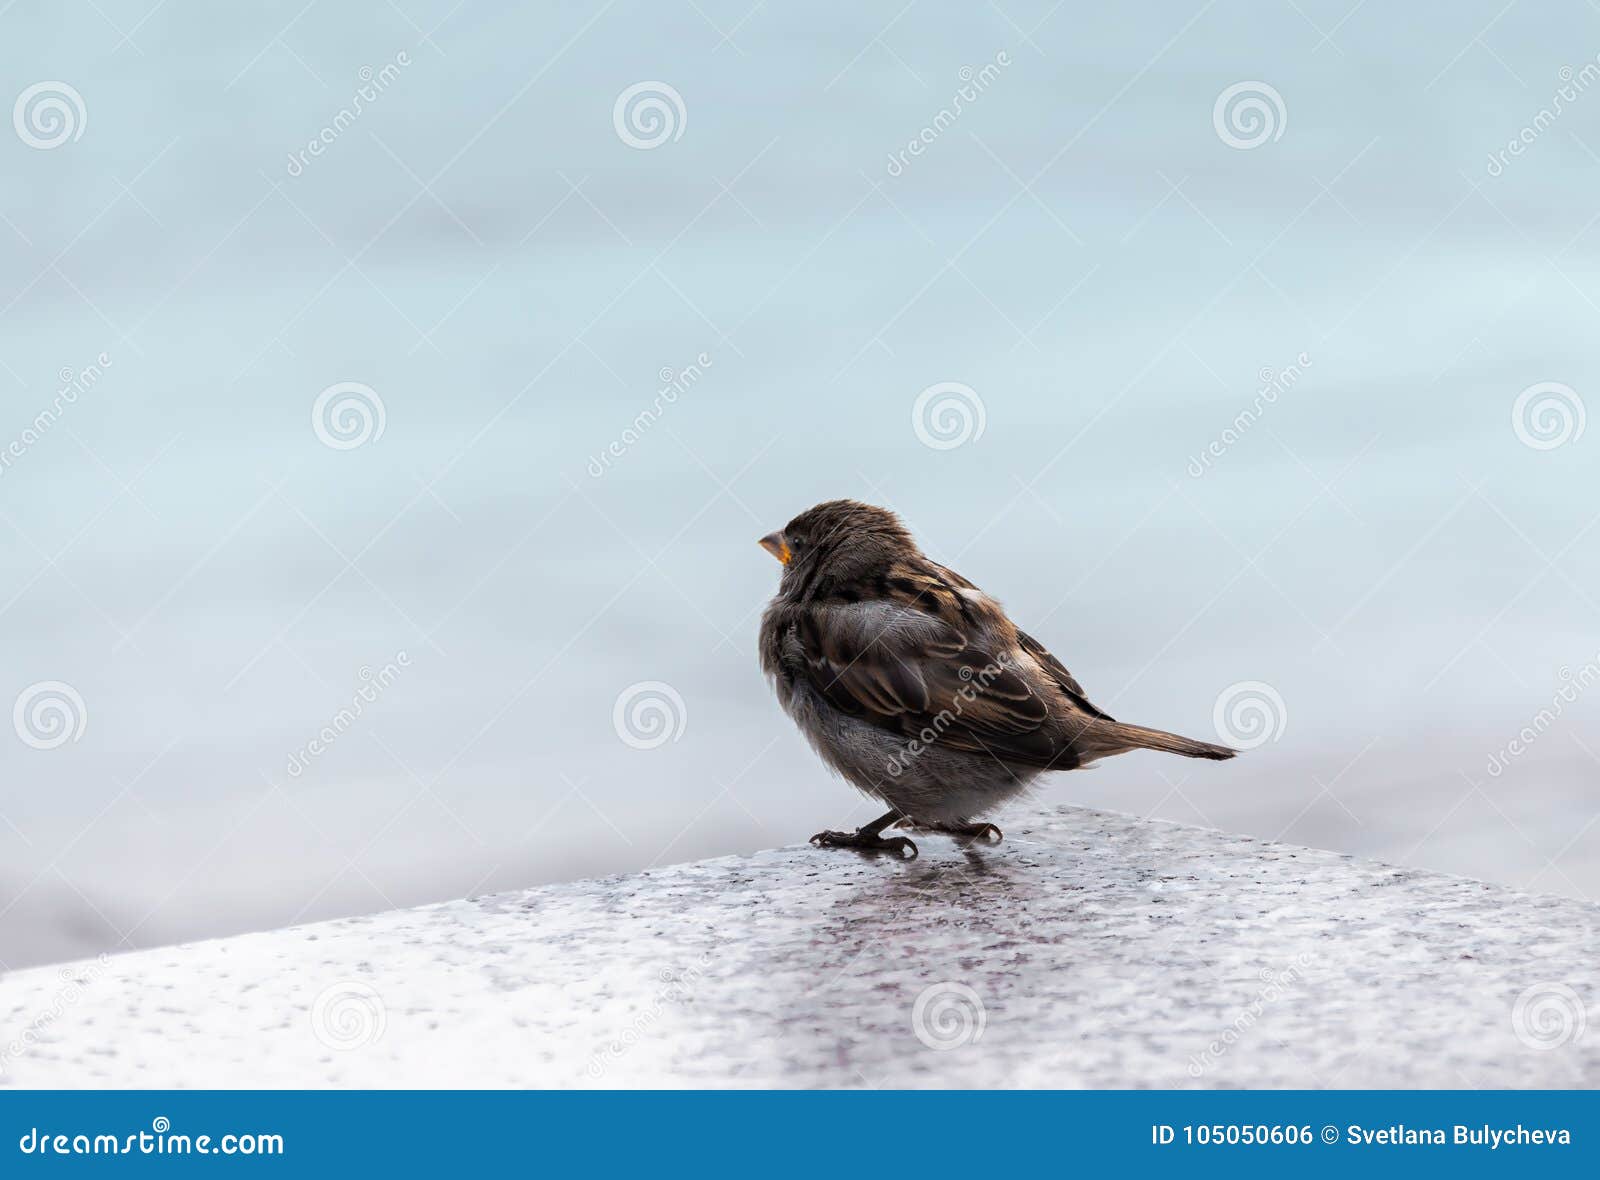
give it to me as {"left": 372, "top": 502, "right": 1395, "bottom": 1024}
{"left": 894, "top": 819, "right": 1003, "bottom": 845}
{"left": 880, "top": 835, "right": 919, "bottom": 858}
{"left": 808, "top": 829, "right": 919, "bottom": 859}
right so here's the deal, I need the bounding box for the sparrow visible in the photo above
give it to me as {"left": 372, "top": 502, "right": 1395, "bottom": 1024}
{"left": 758, "top": 499, "right": 1235, "bottom": 858}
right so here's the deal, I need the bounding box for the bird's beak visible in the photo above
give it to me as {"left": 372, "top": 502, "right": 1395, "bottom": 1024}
{"left": 758, "top": 531, "right": 792, "bottom": 565}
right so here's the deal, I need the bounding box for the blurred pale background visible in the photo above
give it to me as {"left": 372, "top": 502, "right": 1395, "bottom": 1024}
{"left": 1, "top": 1, "right": 1597, "bottom": 969}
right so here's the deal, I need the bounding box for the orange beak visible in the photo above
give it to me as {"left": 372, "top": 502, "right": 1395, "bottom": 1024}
{"left": 758, "top": 531, "right": 792, "bottom": 565}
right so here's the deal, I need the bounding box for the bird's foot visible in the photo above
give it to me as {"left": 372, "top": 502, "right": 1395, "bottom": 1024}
{"left": 808, "top": 827, "right": 919, "bottom": 859}
{"left": 896, "top": 819, "right": 1003, "bottom": 845}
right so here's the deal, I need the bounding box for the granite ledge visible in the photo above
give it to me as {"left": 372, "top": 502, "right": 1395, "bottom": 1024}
{"left": 0, "top": 805, "right": 1596, "bottom": 1088}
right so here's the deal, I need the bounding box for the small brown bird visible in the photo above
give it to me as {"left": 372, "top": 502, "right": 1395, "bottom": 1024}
{"left": 758, "top": 499, "right": 1235, "bottom": 858}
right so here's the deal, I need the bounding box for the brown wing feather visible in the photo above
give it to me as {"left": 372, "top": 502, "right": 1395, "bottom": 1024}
{"left": 1015, "top": 628, "right": 1113, "bottom": 721}
{"left": 792, "top": 595, "right": 1061, "bottom": 766}
{"left": 927, "top": 557, "right": 1111, "bottom": 722}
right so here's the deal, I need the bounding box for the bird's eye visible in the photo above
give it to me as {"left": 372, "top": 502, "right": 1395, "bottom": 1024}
{"left": 790, "top": 535, "right": 804, "bottom": 551}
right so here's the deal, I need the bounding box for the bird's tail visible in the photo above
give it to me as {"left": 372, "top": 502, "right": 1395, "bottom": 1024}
{"left": 1085, "top": 721, "right": 1236, "bottom": 761}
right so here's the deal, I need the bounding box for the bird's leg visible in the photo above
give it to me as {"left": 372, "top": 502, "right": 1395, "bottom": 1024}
{"left": 809, "top": 809, "right": 918, "bottom": 859}
{"left": 895, "top": 817, "right": 1003, "bottom": 845}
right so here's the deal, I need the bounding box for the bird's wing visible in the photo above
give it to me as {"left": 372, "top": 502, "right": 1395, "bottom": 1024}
{"left": 1015, "top": 628, "right": 1114, "bottom": 721}
{"left": 787, "top": 598, "right": 1063, "bottom": 767}
{"left": 925, "top": 557, "right": 1112, "bottom": 722}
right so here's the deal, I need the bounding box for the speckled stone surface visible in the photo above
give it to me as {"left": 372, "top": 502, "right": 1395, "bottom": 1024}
{"left": 1, "top": 806, "right": 1596, "bottom": 1088}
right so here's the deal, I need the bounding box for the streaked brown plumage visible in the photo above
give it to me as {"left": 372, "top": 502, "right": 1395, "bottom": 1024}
{"left": 758, "top": 499, "right": 1234, "bottom": 857}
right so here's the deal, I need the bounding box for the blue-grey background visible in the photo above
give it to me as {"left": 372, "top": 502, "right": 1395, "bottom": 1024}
{"left": 1, "top": 1, "right": 1596, "bottom": 970}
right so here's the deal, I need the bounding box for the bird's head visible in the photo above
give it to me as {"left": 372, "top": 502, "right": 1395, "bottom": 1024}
{"left": 758, "top": 499, "right": 915, "bottom": 593}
